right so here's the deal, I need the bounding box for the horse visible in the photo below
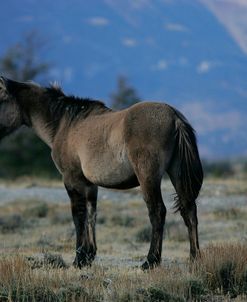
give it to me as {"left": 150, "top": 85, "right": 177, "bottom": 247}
{"left": 0, "top": 76, "right": 203, "bottom": 270}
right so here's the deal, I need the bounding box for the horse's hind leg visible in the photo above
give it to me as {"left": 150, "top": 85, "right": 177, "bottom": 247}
{"left": 180, "top": 203, "right": 200, "bottom": 259}
{"left": 65, "top": 182, "right": 98, "bottom": 268}
{"left": 141, "top": 182, "right": 166, "bottom": 270}
{"left": 129, "top": 150, "right": 166, "bottom": 269}
{"left": 167, "top": 163, "right": 200, "bottom": 260}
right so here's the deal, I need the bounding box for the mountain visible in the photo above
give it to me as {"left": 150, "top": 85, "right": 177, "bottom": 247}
{"left": 0, "top": 0, "right": 247, "bottom": 159}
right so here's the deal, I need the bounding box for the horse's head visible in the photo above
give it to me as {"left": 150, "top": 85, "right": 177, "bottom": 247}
{"left": 0, "top": 77, "right": 23, "bottom": 140}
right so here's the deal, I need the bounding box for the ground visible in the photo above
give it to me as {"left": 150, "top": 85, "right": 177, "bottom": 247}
{"left": 0, "top": 177, "right": 246, "bottom": 301}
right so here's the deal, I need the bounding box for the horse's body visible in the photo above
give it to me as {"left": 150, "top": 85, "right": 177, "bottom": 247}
{"left": 0, "top": 77, "right": 203, "bottom": 269}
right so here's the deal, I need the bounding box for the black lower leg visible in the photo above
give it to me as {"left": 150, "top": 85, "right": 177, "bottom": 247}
{"left": 180, "top": 202, "right": 200, "bottom": 259}
{"left": 141, "top": 189, "right": 166, "bottom": 270}
{"left": 65, "top": 185, "right": 94, "bottom": 268}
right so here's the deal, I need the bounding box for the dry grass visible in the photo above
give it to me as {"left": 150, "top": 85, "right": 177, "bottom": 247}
{"left": 0, "top": 243, "right": 246, "bottom": 301}
{"left": 0, "top": 253, "right": 198, "bottom": 301}
{"left": 194, "top": 243, "right": 247, "bottom": 297}
{"left": 0, "top": 178, "right": 247, "bottom": 301}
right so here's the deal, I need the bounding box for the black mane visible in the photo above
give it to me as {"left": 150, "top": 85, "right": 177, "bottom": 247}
{"left": 43, "top": 85, "right": 111, "bottom": 137}
{"left": 45, "top": 85, "right": 111, "bottom": 123}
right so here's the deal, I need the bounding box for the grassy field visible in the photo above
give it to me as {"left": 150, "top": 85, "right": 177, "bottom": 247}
{"left": 0, "top": 178, "right": 246, "bottom": 301}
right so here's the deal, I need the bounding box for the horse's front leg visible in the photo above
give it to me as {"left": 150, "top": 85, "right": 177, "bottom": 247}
{"left": 65, "top": 183, "right": 98, "bottom": 268}
{"left": 85, "top": 185, "right": 98, "bottom": 263}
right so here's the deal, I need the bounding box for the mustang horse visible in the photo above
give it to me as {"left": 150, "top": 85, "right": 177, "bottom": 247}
{"left": 0, "top": 77, "right": 203, "bottom": 269}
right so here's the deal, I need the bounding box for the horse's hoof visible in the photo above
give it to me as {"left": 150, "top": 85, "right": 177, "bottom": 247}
{"left": 73, "top": 246, "right": 96, "bottom": 269}
{"left": 73, "top": 257, "right": 93, "bottom": 269}
{"left": 141, "top": 260, "right": 159, "bottom": 270}
{"left": 73, "top": 260, "right": 92, "bottom": 269}
{"left": 190, "top": 250, "right": 201, "bottom": 262}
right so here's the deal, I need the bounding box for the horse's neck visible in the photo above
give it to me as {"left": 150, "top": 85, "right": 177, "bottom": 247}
{"left": 30, "top": 114, "right": 54, "bottom": 148}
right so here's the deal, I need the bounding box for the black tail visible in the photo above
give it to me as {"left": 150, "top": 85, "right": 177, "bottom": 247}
{"left": 172, "top": 108, "right": 203, "bottom": 211}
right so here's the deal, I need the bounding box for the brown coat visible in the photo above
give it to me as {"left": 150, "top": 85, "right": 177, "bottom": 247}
{"left": 0, "top": 77, "right": 203, "bottom": 269}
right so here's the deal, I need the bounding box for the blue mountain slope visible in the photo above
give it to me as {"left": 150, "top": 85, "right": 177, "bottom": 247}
{"left": 0, "top": 0, "right": 246, "bottom": 158}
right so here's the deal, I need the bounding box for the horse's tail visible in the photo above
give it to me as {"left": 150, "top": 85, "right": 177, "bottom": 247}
{"left": 170, "top": 107, "right": 203, "bottom": 211}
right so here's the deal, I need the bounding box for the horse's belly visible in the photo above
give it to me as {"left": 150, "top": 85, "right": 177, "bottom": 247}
{"left": 96, "top": 174, "right": 139, "bottom": 189}
{"left": 81, "top": 151, "right": 138, "bottom": 189}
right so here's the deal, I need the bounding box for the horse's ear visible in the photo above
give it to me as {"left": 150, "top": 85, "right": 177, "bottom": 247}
{"left": 0, "top": 77, "right": 8, "bottom": 94}
{"left": 0, "top": 77, "right": 7, "bottom": 91}
{"left": 0, "top": 77, "right": 18, "bottom": 95}
{"left": 0, "top": 77, "right": 10, "bottom": 100}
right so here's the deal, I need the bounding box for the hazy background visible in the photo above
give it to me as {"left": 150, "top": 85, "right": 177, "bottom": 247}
{"left": 0, "top": 0, "right": 247, "bottom": 169}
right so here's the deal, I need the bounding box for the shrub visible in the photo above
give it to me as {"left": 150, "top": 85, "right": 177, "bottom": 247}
{"left": 24, "top": 203, "right": 49, "bottom": 218}
{"left": 0, "top": 214, "right": 24, "bottom": 233}
{"left": 111, "top": 215, "right": 135, "bottom": 227}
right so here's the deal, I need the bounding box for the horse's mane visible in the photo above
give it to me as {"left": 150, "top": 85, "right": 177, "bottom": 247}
{"left": 45, "top": 85, "right": 111, "bottom": 124}
{"left": 42, "top": 84, "right": 111, "bottom": 137}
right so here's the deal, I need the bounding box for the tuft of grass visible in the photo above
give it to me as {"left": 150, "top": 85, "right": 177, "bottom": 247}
{"left": 194, "top": 243, "right": 247, "bottom": 297}
{"left": 146, "top": 286, "right": 185, "bottom": 302}
{"left": 186, "top": 278, "right": 206, "bottom": 300}
{"left": 44, "top": 253, "right": 67, "bottom": 269}
{"left": 26, "top": 253, "right": 67, "bottom": 269}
